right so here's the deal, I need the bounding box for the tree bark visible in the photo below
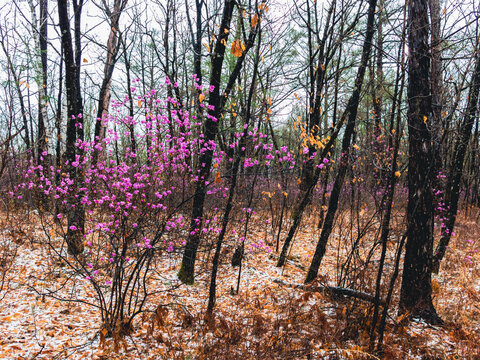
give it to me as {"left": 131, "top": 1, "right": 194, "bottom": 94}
{"left": 58, "top": 0, "right": 85, "bottom": 255}
{"left": 305, "top": 0, "right": 378, "bottom": 284}
{"left": 429, "top": 0, "right": 443, "bottom": 171}
{"left": 277, "top": 0, "right": 364, "bottom": 267}
{"left": 207, "top": 20, "right": 264, "bottom": 314}
{"left": 399, "top": 0, "right": 442, "bottom": 324}
{"left": 36, "top": 0, "right": 48, "bottom": 165}
{"left": 369, "top": 3, "right": 407, "bottom": 349}
{"left": 178, "top": 0, "right": 237, "bottom": 284}
{"left": 433, "top": 44, "right": 480, "bottom": 271}
{"left": 93, "top": 0, "right": 127, "bottom": 164}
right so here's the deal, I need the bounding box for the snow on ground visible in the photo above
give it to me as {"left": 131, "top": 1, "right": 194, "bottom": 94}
{"left": 0, "top": 210, "right": 478, "bottom": 359}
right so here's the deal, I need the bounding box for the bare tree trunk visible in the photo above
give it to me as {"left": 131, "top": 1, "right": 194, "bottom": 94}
{"left": 277, "top": 0, "right": 364, "bottom": 267}
{"left": 35, "top": 0, "right": 48, "bottom": 164}
{"left": 55, "top": 44, "right": 64, "bottom": 186}
{"left": 185, "top": 0, "right": 203, "bottom": 85}
{"left": 300, "top": 0, "right": 334, "bottom": 192}
{"left": 370, "top": 12, "right": 407, "bottom": 346}
{"left": 433, "top": 43, "right": 480, "bottom": 271}
{"left": 399, "top": 0, "right": 442, "bottom": 325}
{"left": 0, "top": 29, "right": 31, "bottom": 155}
{"left": 305, "top": 0, "right": 378, "bottom": 284}
{"left": 179, "top": 0, "right": 261, "bottom": 284}
{"left": 207, "top": 29, "right": 262, "bottom": 315}
{"left": 93, "top": 0, "right": 127, "bottom": 164}
{"left": 178, "top": 0, "right": 237, "bottom": 284}
{"left": 121, "top": 37, "right": 136, "bottom": 156}
{"left": 26, "top": 0, "right": 49, "bottom": 163}
{"left": 372, "top": 0, "right": 383, "bottom": 183}
{"left": 429, "top": 0, "right": 443, "bottom": 169}
{"left": 58, "top": 0, "right": 85, "bottom": 255}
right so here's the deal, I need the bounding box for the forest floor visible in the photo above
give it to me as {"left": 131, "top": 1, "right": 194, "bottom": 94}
{"left": 0, "top": 206, "right": 479, "bottom": 359}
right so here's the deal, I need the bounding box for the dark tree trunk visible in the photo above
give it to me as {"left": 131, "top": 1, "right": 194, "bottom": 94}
{"left": 305, "top": 0, "right": 377, "bottom": 284}
{"left": 58, "top": 0, "right": 85, "bottom": 255}
{"left": 372, "top": 0, "right": 383, "bottom": 183}
{"left": 275, "top": 119, "right": 349, "bottom": 267}
{"left": 399, "top": 0, "right": 442, "bottom": 325}
{"left": 185, "top": 0, "right": 203, "bottom": 85}
{"left": 300, "top": 0, "right": 333, "bottom": 192}
{"left": 59, "top": 0, "right": 83, "bottom": 162}
{"left": 430, "top": 0, "right": 443, "bottom": 166}
{"left": 194, "top": 0, "right": 202, "bottom": 84}
{"left": 37, "top": 0, "right": 48, "bottom": 165}
{"left": 275, "top": 1, "right": 334, "bottom": 268}
{"left": 207, "top": 30, "right": 261, "bottom": 313}
{"left": 433, "top": 45, "right": 480, "bottom": 271}
{"left": 55, "top": 44, "right": 64, "bottom": 185}
{"left": 179, "top": 0, "right": 262, "bottom": 284}
{"left": 369, "top": 21, "right": 406, "bottom": 347}
{"left": 178, "top": 0, "right": 237, "bottom": 284}
{"left": 185, "top": 0, "right": 203, "bottom": 119}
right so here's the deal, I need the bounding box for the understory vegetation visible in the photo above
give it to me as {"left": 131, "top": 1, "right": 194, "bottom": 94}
{"left": 0, "top": 0, "right": 479, "bottom": 358}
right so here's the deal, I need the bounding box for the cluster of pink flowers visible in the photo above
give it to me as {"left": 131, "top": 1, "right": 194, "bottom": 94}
{"left": 11, "top": 78, "right": 300, "bottom": 288}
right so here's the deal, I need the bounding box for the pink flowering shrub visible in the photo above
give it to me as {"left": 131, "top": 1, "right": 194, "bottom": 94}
{"left": 12, "top": 78, "right": 296, "bottom": 337}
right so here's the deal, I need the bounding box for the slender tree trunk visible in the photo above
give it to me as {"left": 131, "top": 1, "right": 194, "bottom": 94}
{"left": 178, "top": 0, "right": 237, "bottom": 284}
{"left": 369, "top": 19, "right": 407, "bottom": 346}
{"left": 0, "top": 30, "right": 31, "bottom": 155}
{"left": 276, "top": 0, "right": 362, "bottom": 267}
{"left": 207, "top": 25, "right": 263, "bottom": 316}
{"left": 93, "top": 0, "right": 126, "bottom": 164}
{"left": 276, "top": 98, "right": 348, "bottom": 268}
{"left": 433, "top": 45, "right": 480, "bottom": 271}
{"left": 179, "top": 0, "right": 262, "bottom": 284}
{"left": 305, "top": 0, "right": 377, "bottom": 284}
{"left": 58, "top": 0, "right": 85, "bottom": 255}
{"left": 300, "top": 0, "right": 333, "bottom": 192}
{"left": 55, "top": 44, "right": 64, "bottom": 188}
{"left": 122, "top": 38, "right": 136, "bottom": 157}
{"left": 193, "top": 0, "right": 203, "bottom": 85}
{"left": 372, "top": 0, "right": 383, "bottom": 183}
{"left": 429, "top": 0, "right": 443, "bottom": 169}
{"left": 36, "top": 0, "right": 48, "bottom": 165}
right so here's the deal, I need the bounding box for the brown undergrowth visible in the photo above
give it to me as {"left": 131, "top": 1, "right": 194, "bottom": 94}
{"left": 0, "top": 204, "right": 478, "bottom": 359}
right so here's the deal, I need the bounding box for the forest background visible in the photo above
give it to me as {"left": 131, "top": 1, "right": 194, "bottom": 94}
{"left": 0, "top": 0, "right": 479, "bottom": 358}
